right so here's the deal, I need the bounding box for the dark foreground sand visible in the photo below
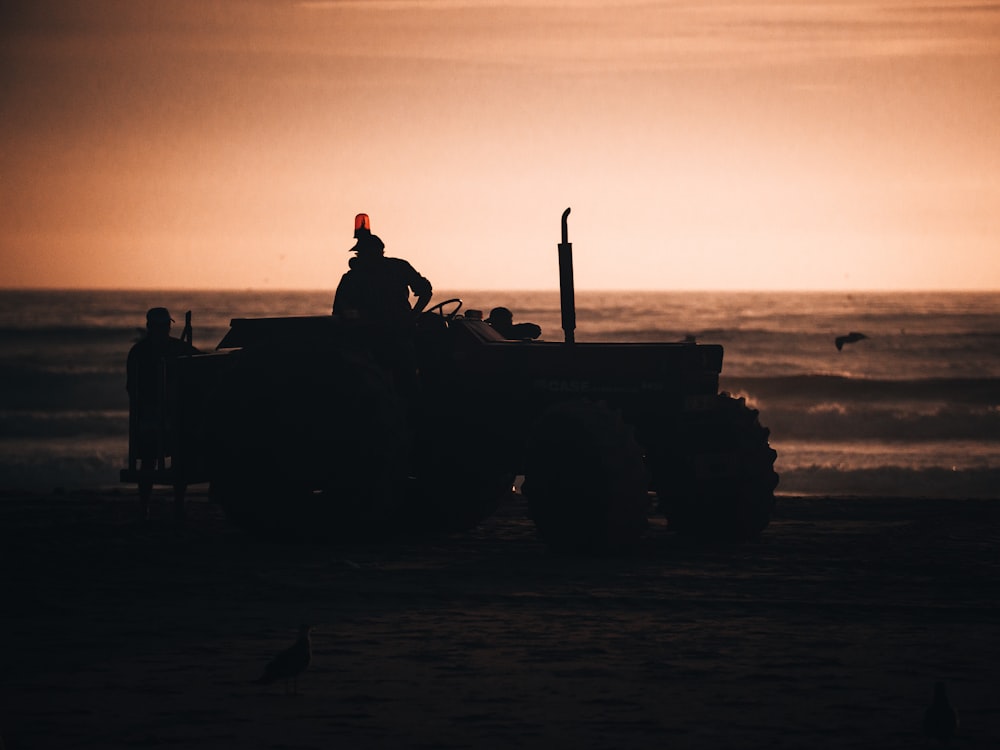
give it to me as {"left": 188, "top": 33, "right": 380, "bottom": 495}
{"left": 1, "top": 490, "right": 998, "bottom": 749}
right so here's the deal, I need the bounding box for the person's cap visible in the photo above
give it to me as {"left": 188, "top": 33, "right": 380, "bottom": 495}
{"left": 146, "top": 307, "right": 174, "bottom": 324}
{"left": 352, "top": 233, "right": 385, "bottom": 253}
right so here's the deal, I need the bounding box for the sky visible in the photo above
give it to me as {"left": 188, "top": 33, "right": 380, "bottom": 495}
{"left": 2, "top": 0, "right": 999, "bottom": 292}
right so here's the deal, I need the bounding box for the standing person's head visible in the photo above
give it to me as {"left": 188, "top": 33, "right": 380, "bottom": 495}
{"left": 351, "top": 232, "right": 386, "bottom": 260}
{"left": 145, "top": 307, "right": 173, "bottom": 338}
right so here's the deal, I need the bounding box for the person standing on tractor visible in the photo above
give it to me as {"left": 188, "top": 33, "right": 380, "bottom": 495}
{"left": 333, "top": 213, "right": 432, "bottom": 326}
{"left": 333, "top": 214, "right": 433, "bottom": 395}
{"left": 126, "top": 307, "right": 199, "bottom": 521}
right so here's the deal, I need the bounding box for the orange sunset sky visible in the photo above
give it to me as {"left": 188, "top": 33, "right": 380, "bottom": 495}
{"left": 2, "top": 0, "right": 999, "bottom": 292}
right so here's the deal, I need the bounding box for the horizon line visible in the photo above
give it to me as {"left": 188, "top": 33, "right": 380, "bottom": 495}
{"left": 2, "top": 286, "right": 998, "bottom": 295}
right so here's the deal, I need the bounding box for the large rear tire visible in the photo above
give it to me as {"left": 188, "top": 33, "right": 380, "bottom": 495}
{"left": 650, "top": 394, "right": 778, "bottom": 541}
{"left": 522, "top": 400, "right": 649, "bottom": 555}
{"left": 209, "top": 345, "right": 509, "bottom": 541}
{"left": 209, "top": 347, "right": 409, "bottom": 541}
{"left": 400, "top": 391, "right": 515, "bottom": 536}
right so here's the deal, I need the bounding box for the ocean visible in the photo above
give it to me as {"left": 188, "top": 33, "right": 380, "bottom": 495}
{"left": 1, "top": 289, "right": 998, "bottom": 498}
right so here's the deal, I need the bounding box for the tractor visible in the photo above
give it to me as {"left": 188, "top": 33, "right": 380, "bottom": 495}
{"left": 122, "top": 209, "right": 778, "bottom": 553}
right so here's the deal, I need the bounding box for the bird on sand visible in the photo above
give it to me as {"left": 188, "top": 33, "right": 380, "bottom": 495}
{"left": 255, "top": 624, "right": 312, "bottom": 693}
{"left": 923, "top": 681, "right": 959, "bottom": 744}
{"left": 835, "top": 331, "right": 868, "bottom": 351}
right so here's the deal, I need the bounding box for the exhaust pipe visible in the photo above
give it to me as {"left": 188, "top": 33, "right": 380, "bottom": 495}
{"left": 558, "top": 207, "right": 575, "bottom": 344}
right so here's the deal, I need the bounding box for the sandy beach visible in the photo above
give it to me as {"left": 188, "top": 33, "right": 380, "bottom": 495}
{"left": 1, "top": 490, "right": 998, "bottom": 749}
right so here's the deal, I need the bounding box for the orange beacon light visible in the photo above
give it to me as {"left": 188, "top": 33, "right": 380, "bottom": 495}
{"left": 354, "top": 213, "right": 371, "bottom": 238}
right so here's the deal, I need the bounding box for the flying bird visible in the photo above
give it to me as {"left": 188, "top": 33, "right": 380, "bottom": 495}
{"left": 923, "top": 681, "right": 959, "bottom": 744}
{"left": 835, "top": 331, "right": 868, "bottom": 351}
{"left": 255, "top": 624, "right": 312, "bottom": 694}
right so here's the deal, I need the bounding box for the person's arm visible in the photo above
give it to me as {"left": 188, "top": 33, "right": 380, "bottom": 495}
{"left": 412, "top": 290, "right": 432, "bottom": 317}
{"left": 409, "top": 269, "right": 433, "bottom": 318}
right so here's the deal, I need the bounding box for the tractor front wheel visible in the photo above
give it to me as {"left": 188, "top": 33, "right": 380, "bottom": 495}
{"left": 522, "top": 400, "right": 649, "bottom": 555}
{"left": 650, "top": 394, "right": 778, "bottom": 541}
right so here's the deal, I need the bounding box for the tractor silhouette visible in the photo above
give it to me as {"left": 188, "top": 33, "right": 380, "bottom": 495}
{"left": 122, "top": 209, "right": 777, "bottom": 553}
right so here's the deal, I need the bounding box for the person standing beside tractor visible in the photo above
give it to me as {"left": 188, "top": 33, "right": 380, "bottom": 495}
{"left": 125, "top": 307, "right": 199, "bottom": 521}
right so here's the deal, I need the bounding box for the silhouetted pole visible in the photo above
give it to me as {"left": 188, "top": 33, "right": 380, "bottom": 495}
{"left": 181, "top": 310, "right": 193, "bottom": 346}
{"left": 558, "top": 207, "right": 576, "bottom": 344}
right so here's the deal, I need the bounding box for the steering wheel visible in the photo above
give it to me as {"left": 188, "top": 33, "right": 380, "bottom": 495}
{"left": 424, "top": 298, "right": 463, "bottom": 321}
